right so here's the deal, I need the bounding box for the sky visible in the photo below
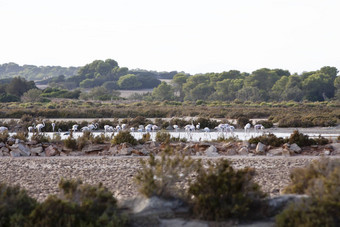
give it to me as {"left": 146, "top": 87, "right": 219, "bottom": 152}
{"left": 0, "top": 0, "right": 339, "bottom": 74}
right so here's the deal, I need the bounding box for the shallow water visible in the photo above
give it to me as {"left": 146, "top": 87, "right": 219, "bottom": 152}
{"left": 19, "top": 129, "right": 339, "bottom": 142}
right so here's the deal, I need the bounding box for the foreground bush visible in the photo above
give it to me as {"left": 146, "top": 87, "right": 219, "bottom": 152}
{"left": 155, "top": 131, "right": 171, "bottom": 144}
{"left": 0, "top": 183, "right": 38, "bottom": 226}
{"left": 188, "top": 159, "right": 266, "bottom": 221}
{"left": 134, "top": 148, "right": 196, "bottom": 199}
{"left": 248, "top": 133, "right": 286, "bottom": 147}
{"left": 277, "top": 158, "right": 340, "bottom": 226}
{"left": 111, "top": 131, "right": 137, "bottom": 146}
{"left": 30, "top": 179, "right": 128, "bottom": 227}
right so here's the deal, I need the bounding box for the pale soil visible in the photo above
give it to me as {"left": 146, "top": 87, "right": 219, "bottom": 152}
{"left": 1, "top": 156, "right": 338, "bottom": 202}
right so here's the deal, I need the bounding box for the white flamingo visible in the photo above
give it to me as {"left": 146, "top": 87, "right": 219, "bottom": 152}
{"left": 88, "top": 123, "right": 98, "bottom": 131}
{"left": 104, "top": 125, "right": 111, "bottom": 133}
{"left": 81, "top": 126, "right": 90, "bottom": 132}
{"left": 145, "top": 124, "right": 153, "bottom": 132}
{"left": 36, "top": 121, "right": 45, "bottom": 133}
{"left": 196, "top": 123, "right": 200, "bottom": 130}
{"left": 173, "top": 125, "right": 179, "bottom": 132}
{"left": 130, "top": 127, "right": 135, "bottom": 132}
{"left": 138, "top": 125, "right": 144, "bottom": 132}
{"left": 51, "top": 122, "right": 56, "bottom": 132}
{"left": 152, "top": 125, "right": 158, "bottom": 131}
{"left": 116, "top": 125, "right": 122, "bottom": 132}
{"left": 72, "top": 124, "right": 79, "bottom": 132}
{"left": 121, "top": 124, "right": 127, "bottom": 130}
{"left": 244, "top": 123, "right": 251, "bottom": 135}
{"left": 28, "top": 123, "right": 35, "bottom": 133}
{"left": 0, "top": 126, "right": 8, "bottom": 132}
{"left": 254, "top": 124, "right": 265, "bottom": 133}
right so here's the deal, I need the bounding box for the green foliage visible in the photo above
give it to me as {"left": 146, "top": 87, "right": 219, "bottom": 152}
{"left": 277, "top": 158, "right": 340, "bottom": 226}
{"left": 31, "top": 132, "right": 49, "bottom": 143}
{"left": 152, "top": 81, "right": 174, "bottom": 101}
{"left": 111, "top": 131, "right": 137, "bottom": 146}
{"left": 134, "top": 148, "right": 196, "bottom": 199}
{"left": 138, "top": 132, "right": 151, "bottom": 144}
{"left": 188, "top": 159, "right": 266, "bottom": 221}
{"left": 0, "top": 131, "right": 9, "bottom": 143}
{"left": 21, "top": 89, "right": 43, "bottom": 102}
{"left": 117, "top": 74, "right": 142, "bottom": 89}
{"left": 255, "top": 120, "right": 273, "bottom": 128}
{"left": 0, "top": 183, "right": 38, "bottom": 227}
{"left": 155, "top": 130, "right": 171, "bottom": 144}
{"left": 283, "top": 158, "right": 340, "bottom": 194}
{"left": 63, "top": 136, "right": 77, "bottom": 150}
{"left": 30, "top": 179, "right": 128, "bottom": 227}
{"left": 237, "top": 116, "right": 251, "bottom": 128}
{"left": 13, "top": 131, "right": 28, "bottom": 142}
{"left": 248, "top": 133, "right": 286, "bottom": 147}
{"left": 288, "top": 130, "right": 315, "bottom": 147}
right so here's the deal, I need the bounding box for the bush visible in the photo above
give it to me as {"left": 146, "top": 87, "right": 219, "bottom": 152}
{"left": 155, "top": 131, "right": 171, "bottom": 144}
{"left": 288, "top": 130, "right": 315, "bottom": 147}
{"left": 76, "top": 131, "right": 93, "bottom": 150}
{"left": 0, "top": 131, "right": 9, "bottom": 143}
{"left": 138, "top": 132, "right": 151, "bottom": 144}
{"left": 248, "top": 133, "right": 286, "bottom": 147}
{"left": 255, "top": 120, "right": 273, "bottom": 128}
{"left": 277, "top": 158, "right": 340, "bottom": 226}
{"left": 134, "top": 148, "right": 196, "bottom": 199}
{"left": 188, "top": 159, "right": 266, "bottom": 221}
{"left": 111, "top": 131, "right": 137, "bottom": 146}
{"left": 30, "top": 179, "right": 128, "bottom": 226}
{"left": 63, "top": 136, "right": 77, "bottom": 150}
{"left": 13, "top": 131, "right": 28, "bottom": 142}
{"left": 0, "top": 183, "right": 38, "bottom": 226}
{"left": 283, "top": 158, "right": 340, "bottom": 194}
{"left": 31, "top": 132, "right": 49, "bottom": 143}
{"left": 237, "top": 116, "right": 251, "bottom": 128}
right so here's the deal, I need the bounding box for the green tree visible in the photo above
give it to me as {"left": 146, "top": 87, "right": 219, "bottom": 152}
{"left": 152, "top": 81, "right": 174, "bottom": 101}
{"left": 271, "top": 76, "right": 289, "bottom": 100}
{"left": 6, "top": 77, "right": 36, "bottom": 97}
{"left": 21, "top": 89, "right": 43, "bottom": 102}
{"left": 302, "top": 73, "right": 335, "bottom": 101}
{"left": 172, "top": 73, "right": 189, "bottom": 100}
{"left": 117, "top": 74, "right": 142, "bottom": 89}
{"left": 236, "top": 87, "right": 262, "bottom": 102}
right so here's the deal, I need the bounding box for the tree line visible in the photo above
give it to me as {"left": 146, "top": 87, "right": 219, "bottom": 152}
{"left": 152, "top": 66, "right": 340, "bottom": 102}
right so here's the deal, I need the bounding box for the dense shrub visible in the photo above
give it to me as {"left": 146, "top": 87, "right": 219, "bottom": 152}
{"left": 134, "top": 148, "right": 196, "bottom": 199}
{"left": 0, "top": 131, "right": 9, "bottom": 143}
{"left": 188, "top": 159, "right": 266, "bottom": 221}
{"left": 0, "top": 183, "right": 38, "bottom": 227}
{"left": 30, "top": 179, "right": 128, "bottom": 227}
{"left": 138, "top": 132, "right": 151, "bottom": 144}
{"left": 255, "top": 120, "right": 273, "bottom": 128}
{"left": 248, "top": 133, "right": 286, "bottom": 147}
{"left": 31, "top": 132, "right": 49, "bottom": 143}
{"left": 237, "top": 116, "right": 251, "bottom": 128}
{"left": 194, "top": 117, "right": 219, "bottom": 129}
{"left": 76, "top": 131, "right": 93, "bottom": 150}
{"left": 111, "top": 131, "right": 137, "bottom": 146}
{"left": 288, "top": 130, "right": 315, "bottom": 147}
{"left": 155, "top": 131, "right": 171, "bottom": 144}
{"left": 63, "top": 136, "right": 77, "bottom": 150}
{"left": 277, "top": 158, "right": 340, "bottom": 226}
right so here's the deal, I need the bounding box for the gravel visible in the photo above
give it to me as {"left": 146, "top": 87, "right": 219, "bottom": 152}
{"left": 0, "top": 156, "right": 338, "bottom": 202}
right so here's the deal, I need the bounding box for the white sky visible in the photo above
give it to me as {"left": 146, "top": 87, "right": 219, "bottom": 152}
{"left": 0, "top": 0, "right": 339, "bottom": 74}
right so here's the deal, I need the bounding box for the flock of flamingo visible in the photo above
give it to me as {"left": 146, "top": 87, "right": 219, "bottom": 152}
{"left": 0, "top": 120, "right": 265, "bottom": 138}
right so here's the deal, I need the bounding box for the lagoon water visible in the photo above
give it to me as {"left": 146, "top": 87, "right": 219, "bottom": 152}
{"left": 20, "top": 129, "right": 339, "bottom": 142}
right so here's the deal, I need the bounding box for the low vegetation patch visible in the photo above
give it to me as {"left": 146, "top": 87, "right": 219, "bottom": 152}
{"left": 248, "top": 133, "right": 286, "bottom": 147}
{"left": 111, "top": 131, "right": 137, "bottom": 146}
{"left": 276, "top": 158, "right": 340, "bottom": 226}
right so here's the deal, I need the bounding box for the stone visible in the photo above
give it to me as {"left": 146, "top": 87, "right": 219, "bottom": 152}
{"left": 330, "top": 143, "right": 340, "bottom": 154}
{"left": 1, "top": 147, "right": 9, "bottom": 153}
{"left": 323, "top": 149, "right": 331, "bottom": 156}
{"left": 267, "top": 148, "right": 283, "bottom": 156}
{"left": 10, "top": 143, "right": 30, "bottom": 156}
{"left": 45, "top": 145, "right": 58, "bottom": 157}
{"left": 30, "top": 146, "right": 43, "bottom": 154}
{"left": 10, "top": 150, "right": 21, "bottom": 157}
{"left": 289, "top": 143, "right": 302, "bottom": 153}
{"left": 282, "top": 149, "right": 291, "bottom": 157}
{"left": 226, "top": 149, "right": 237, "bottom": 155}
{"left": 205, "top": 145, "right": 219, "bottom": 157}
{"left": 265, "top": 194, "right": 308, "bottom": 217}
{"left": 283, "top": 143, "right": 290, "bottom": 149}
{"left": 255, "top": 142, "right": 266, "bottom": 155}
{"left": 118, "top": 147, "right": 133, "bottom": 156}
{"left": 0, "top": 142, "right": 5, "bottom": 148}
{"left": 82, "top": 144, "right": 108, "bottom": 153}
{"left": 238, "top": 147, "right": 249, "bottom": 155}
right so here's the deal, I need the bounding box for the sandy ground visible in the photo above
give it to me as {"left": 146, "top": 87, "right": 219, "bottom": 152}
{"left": 1, "top": 156, "right": 338, "bottom": 202}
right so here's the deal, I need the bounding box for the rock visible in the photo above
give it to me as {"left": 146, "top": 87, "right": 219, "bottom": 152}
{"left": 30, "top": 146, "right": 43, "bottom": 154}
{"left": 238, "top": 147, "right": 249, "bottom": 155}
{"left": 283, "top": 143, "right": 290, "bottom": 149}
{"left": 226, "top": 149, "right": 237, "bottom": 155}
{"left": 10, "top": 150, "right": 21, "bottom": 157}
{"left": 205, "top": 145, "right": 219, "bottom": 157}
{"left": 289, "top": 143, "right": 302, "bottom": 154}
{"left": 118, "top": 147, "right": 133, "bottom": 156}
{"left": 0, "top": 142, "right": 5, "bottom": 148}
{"left": 282, "top": 149, "right": 291, "bottom": 157}
{"left": 323, "top": 149, "right": 331, "bottom": 156}
{"left": 82, "top": 144, "right": 108, "bottom": 153}
{"left": 330, "top": 143, "right": 340, "bottom": 154}
{"left": 255, "top": 142, "right": 266, "bottom": 155}
{"left": 267, "top": 148, "right": 283, "bottom": 156}
{"left": 10, "top": 143, "right": 30, "bottom": 156}
{"left": 265, "top": 194, "right": 308, "bottom": 217}
{"left": 15, "top": 139, "right": 20, "bottom": 144}
{"left": 45, "top": 145, "right": 58, "bottom": 157}
{"left": 1, "top": 147, "right": 9, "bottom": 154}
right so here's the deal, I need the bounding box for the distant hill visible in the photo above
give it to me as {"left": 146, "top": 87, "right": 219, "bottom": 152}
{"left": 0, "top": 62, "right": 80, "bottom": 81}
